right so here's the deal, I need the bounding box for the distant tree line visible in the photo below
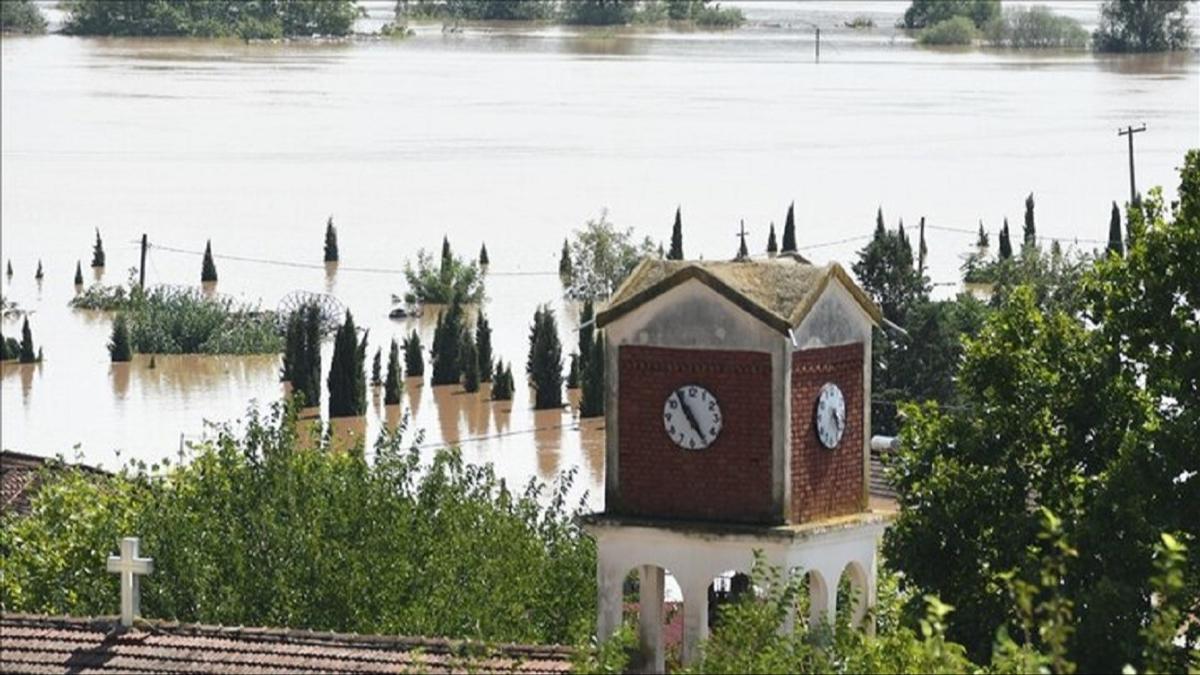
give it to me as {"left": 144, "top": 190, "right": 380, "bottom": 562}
{"left": 0, "top": 0, "right": 46, "bottom": 34}
{"left": 396, "top": 0, "right": 743, "bottom": 28}
{"left": 60, "top": 0, "right": 362, "bottom": 39}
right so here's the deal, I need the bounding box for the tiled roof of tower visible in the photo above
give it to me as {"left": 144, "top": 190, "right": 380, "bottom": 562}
{"left": 1, "top": 451, "right": 108, "bottom": 516}
{"left": 0, "top": 614, "right": 575, "bottom": 674}
{"left": 595, "top": 255, "right": 882, "bottom": 334}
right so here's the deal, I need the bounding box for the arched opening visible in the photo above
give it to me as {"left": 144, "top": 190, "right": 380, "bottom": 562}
{"left": 706, "top": 569, "right": 754, "bottom": 629}
{"left": 836, "top": 561, "right": 869, "bottom": 630}
{"left": 621, "top": 565, "right": 680, "bottom": 672}
{"left": 806, "top": 569, "right": 831, "bottom": 632}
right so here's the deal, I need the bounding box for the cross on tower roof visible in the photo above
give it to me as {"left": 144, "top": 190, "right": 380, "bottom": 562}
{"left": 106, "top": 537, "right": 153, "bottom": 627}
{"left": 735, "top": 220, "right": 750, "bottom": 261}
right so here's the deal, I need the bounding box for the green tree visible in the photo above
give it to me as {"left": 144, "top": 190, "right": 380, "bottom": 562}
{"left": 461, "top": 332, "right": 480, "bottom": 393}
{"left": 327, "top": 311, "right": 366, "bottom": 417}
{"left": 384, "top": 338, "right": 403, "bottom": 405}
{"left": 201, "top": 240, "right": 218, "bottom": 283}
{"left": 18, "top": 317, "right": 37, "bottom": 363}
{"left": 668, "top": 206, "right": 684, "bottom": 260}
{"left": 35, "top": 260, "right": 43, "bottom": 280}
{"left": 5, "top": 260, "right": 11, "bottom": 277}
{"left": 917, "top": 16, "right": 978, "bottom": 45}
{"left": 903, "top": 0, "right": 999, "bottom": 29}
{"left": 1023, "top": 193, "right": 1037, "bottom": 247}
{"left": 1106, "top": 201, "right": 1124, "bottom": 256}
{"left": 108, "top": 314, "right": 133, "bottom": 362}
{"left": 982, "top": 5, "right": 1088, "bottom": 49}
{"left": 74, "top": 261, "right": 84, "bottom": 287}
{"left": 781, "top": 202, "right": 797, "bottom": 253}
{"left": 561, "top": 0, "right": 636, "bottom": 25}
{"left": 403, "top": 329, "right": 424, "bottom": 378}
{"left": 561, "top": 211, "right": 656, "bottom": 301}
{"left": 62, "top": 0, "right": 360, "bottom": 37}
{"left": 766, "top": 223, "right": 778, "bottom": 255}
{"left": 0, "top": 0, "right": 46, "bottom": 33}
{"left": 404, "top": 244, "right": 483, "bottom": 304}
{"left": 1093, "top": 0, "right": 1191, "bottom": 52}
{"left": 371, "top": 347, "right": 382, "bottom": 387}
{"left": 476, "top": 310, "right": 493, "bottom": 382}
{"left": 559, "top": 238, "right": 573, "bottom": 279}
{"left": 324, "top": 216, "right": 339, "bottom": 263}
{"left": 579, "top": 333, "right": 605, "bottom": 418}
{"left": 91, "top": 228, "right": 106, "bottom": 268}
{"left": 997, "top": 219, "right": 1013, "bottom": 260}
{"left": 527, "top": 305, "right": 563, "bottom": 409}
{"left": 490, "top": 359, "right": 514, "bottom": 400}
{"left": 852, "top": 208, "right": 927, "bottom": 324}
{"left": 431, "top": 300, "right": 465, "bottom": 385}
{"left": 479, "top": 242, "right": 489, "bottom": 266}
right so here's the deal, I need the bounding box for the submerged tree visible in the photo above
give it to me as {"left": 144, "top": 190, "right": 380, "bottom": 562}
{"left": 108, "top": 314, "right": 132, "bottom": 362}
{"left": 35, "top": 260, "right": 43, "bottom": 280}
{"left": 74, "top": 261, "right": 84, "bottom": 286}
{"left": 476, "top": 310, "right": 493, "bottom": 382}
{"left": 479, "top": 242, "right": 489, "bottom": 267}
{"left": 668, "top": 206, "right": 684, "bottom": 260}
{"left": 1093, "top": 0, "right": 1192, "bottom": 52}
{"left": 766, "top": 223, "right": 778, "bottom": 255}
{"left": 998, "top": 219, "right": 1014, "bottom": 260}
{"left": 579, "top": 333, "right": 605, "bottom": 418}
{"left": 371, "top": 347, "right": 382, "bottom": 387}
{"left": 781, "top": 202, "right": 797, "bottom": 253}
{"left": 282, "top": 304, "right": 322, "bottom": 408}
{"left": 490, "top": 359, "right": 514, "bottom": 401}
{"left": 561, "top": 211, "right": 656, "bottom": 301}
{"left": 91, "top": 228, "right": 106, "bottom": 268}
{"left": 558, "top": 238, "right": 573, "bottom": 279}
{"left": 5, "top": 260, "right": 11, "bottom": 277}
{"left": 18, "top": 317, "right": 37, "bottom": 363}
{"left": 201, "top": 240, "right": 218, "bottom": 282}
{"left": 461, "top": 332, "right": 480, "bottom": 393}
{"left": 527, "top": 305, "right": 563, "bottom": 410}
{"left": 384, "top": 338, "right": 403, "bottom": 405}
{"left": 1107, "top": 201, "right": 1124, "bottom": 256}
{"left": 403, "top": 329, "right": 424, "bottom": 378}
{"left": 327, "top": 311, "right": 366, "bottom": 417}
{"left": 324, "top": 216, "right": 339, "bottom": 263}
{"left": 566, "top": 353, "right": 580, "bottom": 389}
{"left": 431, "top": 300, "right": 465, "bottom": 386}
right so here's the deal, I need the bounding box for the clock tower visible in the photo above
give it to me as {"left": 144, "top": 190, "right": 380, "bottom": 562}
{"left": 584, "top": 254, "right": 893, "bottom": 671}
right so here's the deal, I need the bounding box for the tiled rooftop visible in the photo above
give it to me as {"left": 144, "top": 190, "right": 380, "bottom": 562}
{"left": 0, "top": 614, "right": 575, "bottom": 674}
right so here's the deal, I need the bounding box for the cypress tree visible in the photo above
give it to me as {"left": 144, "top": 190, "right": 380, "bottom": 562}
{"left": 476, "top": 310, "right": 493, "bottom": 382}
{"left": 201, "top": 240, "right": 218, "bottom": 282}
{"left": 384, "top": 338, "right": 403, "bottom": 405}
{"left": 91, "top": 228, "right": 106, "bottom": 268}
{"left": 1107, "top": 201, "right": 1124, "bottom": 257}
{"left": 766, "top": 223, "right": 778, "bottom": 255}
{"left": 917, "top": 217, "right": 928, "bottom": 278}
{"left": 324, "top": 216, "right": 339, "bottom": 263}
{"left": 479, "top": 243, "right": 489, "bottom": 266}
{"left": 19, "top": 317, "right": 36, "bottom": 363}
{"left": 108, "top": 314, "right": 132, "bottom": 362}
{"left": 298, "top": 304, "right": 322, "bottom": 408}
{"left": 371, "top": 346, "right": 382, "bottom": 387}
{"left": 403, "top": 329, "right": 424, "bottom": 378}
{"left": 657, "top": 242, "right": 665, "bottom": 259}
{"left": 558, "top": 239, "right": 573, "bottom": 279}
{"left": 580, "top": 333, "right": 605, "bottom": 418}
{"left": 431, "top": 300, "right": 464, "bottom": 385}
{"left": 578, "top": 299, "right": 594, "bottom": 375}
{"left": 875, "top": 207, "right": 886, "bottom": 238}
{"left": 74, "top": 261, "right": 84, "bottom": 286}
{"left": 327, "top": 310, "right": 366, "bottom": 417}
{"left": 567, "top": 353, "right": 580, "bottom": 389}
{"left": 491, "top": 359, "right": 514, "bottom": 401}
{"left": 462, "top": 332, "right": 480, "bottom": 393}
{"left": 282, "top": 309, "right": 303, "bottom": 384}
{"left": 35, "top": 260, "right": 43, "bottom": 280}
{"left": 527, "top": 305, "right": 563, "bottom": 410}
{"left": 1023, "top": 192, "right": 1036, "bottom": 246}
{"left": 668, "top": 206, "right": 684, "bottom": 260}
{"left": 998, "top": 219, "right": 1013, "bottom": 260}
{"left": 976, "top": 221, "right": 989, "bottom": 249}
{"left": 781, "top": 202, "right": 797, "bottom": 253}
{"left": 5, "top": 260, "right": 11, "bottom": 277}
{"left": 440, "top": 236, "right": 452, "bottom": 272}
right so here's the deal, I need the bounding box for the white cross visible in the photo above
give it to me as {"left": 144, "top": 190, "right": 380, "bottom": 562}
{"left": 106, "top": 537, "right": 153, "bottom": 627}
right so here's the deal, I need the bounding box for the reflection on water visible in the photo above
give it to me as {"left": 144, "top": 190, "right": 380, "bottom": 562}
{"left": 2, "top": 12, "right": 1197, "bottom": 509}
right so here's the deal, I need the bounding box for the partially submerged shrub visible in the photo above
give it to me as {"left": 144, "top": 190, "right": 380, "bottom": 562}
{"left": 918, "top": 16, "right": 978, "bottom": 46}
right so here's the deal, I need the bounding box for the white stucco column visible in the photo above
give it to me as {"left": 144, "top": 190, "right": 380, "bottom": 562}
{"left": 638, "top": 565, "right": 665, "bottom": 673}
{"left": 597, "top": 558, "right": 625, "bottom": 643}
{"left": 680, "top": 577, "right": 710, "bottom": 667}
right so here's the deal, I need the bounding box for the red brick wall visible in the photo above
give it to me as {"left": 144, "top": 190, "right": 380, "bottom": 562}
{"left": 617, "top": 345, "right": 776, "bottom": 523}
{"left": 790, "top": 343, "right": 865, "bottom": 522}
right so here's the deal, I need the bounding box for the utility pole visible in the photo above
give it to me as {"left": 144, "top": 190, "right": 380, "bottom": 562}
{"left": 815, "top": 26, "right": 820, "bottom": 63}
{"left": 1118, "top": 124, "right": 1147, "bottom": 205}
{"left": 138, "top": 234, "right": 148, "bottom": 290}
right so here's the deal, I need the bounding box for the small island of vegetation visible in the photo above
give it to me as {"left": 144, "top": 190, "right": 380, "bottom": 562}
{"left": 0, "top": 0, "right": 46, "bottom": 34}
{"left": 59, "top": 0, "right": 363, "bottom": 39}
{"left": 397, "top": 0, "right": 743, "bottom": 29}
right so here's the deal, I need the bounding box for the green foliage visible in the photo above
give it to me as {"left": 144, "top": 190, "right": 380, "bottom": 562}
{"left": 1140, "top": 534, "right": 1196, "bottom": 674}
{"left": 324, "top": 216, "right": 339, "bottom": 263}
{"left": 527, "top": 305, "right": 563, "bottom": 410}
{"left": 1093, "top": 0, "right": 1191, "bottom": 53}
{"left": 561, "top": 0, "right": 636, "bottom": 26}
{"left": 371, "top": 347, "right": 382, "bottom": 387}
{"left": 91, "top": 229, "right": 106, "bottom": 268}
{"left": 0, "top": 333, "right": 20, "bottom": 361}
{"left": 282, "top": 303, "right": 322, "bottom": 407}
{"left": 62, "top": 0, "right": 361, "bottom": 38}
{"left": 998, "top": 218, "right": 1013, "bottom": 259}
{"left": 404, "top": 243, "right": 484, "bottom": 305}
{"left": 327, "top": 311, "right": 366, "bottom": 418}
{"left": 431, "top": 300, "right": 466, "bottom": 385}
{"left": 5, "top": 260, "right": 11, "bottom": 277}
{"left": 1107, "top": 201, "right": 1125, "bottom": 257}
{"left": 668, "top": 207, "right": 684, "bottom": 260}
{"left": 95, "top": 286, "right": 280, "bottom": 355}
{"left": 566, "top": 353, "right": 580, "bottom": 389}
{"left": 490, "top": 359, "right": 515, "bottom": 400}
{"left": 35, "top": 260, "right": 43, "bottom": 279}
{"left": 18, "top": 317, "right": 38, "bottom": 363}
{"left": 0, "top": 404, "right": 596, "bottom": 645}
{"left": 461, "top": 331, "right": 480, "bottom": 393}
{"left": 580, "top": 333, "right": 605, "bottom": 418}
{"left": 561, "top": 211, "right": 656, "bottom": 302}
{"left": 74, "top": 261, "right": 84, "bottom": 287}
{"left": 479, "top": 242, "right": 489, "bottom": 266}
{"left": 0, "top": 0, "right": 46, "bottom": 33}
{"left": 1023, "top": 193, "right": 1037, "bottom": 247}
{"left": 201, "top": 240, "right": 218, "bottom": 283}
{"left": 852, "top": 208, "right": 928, "bottom": 324}
{"left": 476, "top": 311, "right": 493, "bottom": 382}
{"left": 766, "top": 223, "right": 778, "bottom": 255}
{"left": 70, "top": 283, "right": 133, "bottom": 310}
{"left": 397, "top": 0, "right": 555, "bottom": 21}
{"left": 559, "top": 238, "right": 573, "bottom": 279}
{"left": 403, "top": 329, "right": 424, "bottom": 378}
{"left": 572, "top": 621, "right": 636, "bottom": 673}
{"left": 983, "top": 5, "right": 1089, "bottom": 49}
{"left": 903, "top": 0, "right": 999, "bottom": 29}
{"left": 384, "top": 338, "right": 403, "bottom": 405}
{"left": 917, "top": 16, "right": 978, "bottom": 46}
{"left": 108, "top": 314, "right": 133, "bottom": 363}
{"left": 781, "top": 202, "right": 797, "bottom": 253}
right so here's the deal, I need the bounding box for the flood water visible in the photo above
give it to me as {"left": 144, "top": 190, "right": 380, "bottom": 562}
{"left": 2, "top": 1, "right": 1197, "bottom": 508}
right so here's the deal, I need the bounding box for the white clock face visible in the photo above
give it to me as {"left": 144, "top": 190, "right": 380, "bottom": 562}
{"left": 662, "top": 384, "right": 723, "bottom": 451}
{"left": 815, "top": 382, "right": 846, "bottom": 449}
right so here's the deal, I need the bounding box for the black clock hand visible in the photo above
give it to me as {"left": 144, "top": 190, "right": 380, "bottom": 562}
{"left": 674, "top": 390, "right": 704, "bottom": 443}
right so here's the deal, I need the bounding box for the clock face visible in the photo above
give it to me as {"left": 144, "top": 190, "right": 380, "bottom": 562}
{"left": 814, "top": 382, "right": 846, "bottom": 449}
{"left": 662, "top": 384, "right": 723, "bottom": 451}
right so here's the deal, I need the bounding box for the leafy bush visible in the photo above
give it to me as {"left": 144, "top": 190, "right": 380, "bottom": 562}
{"left": 1093, "top": 0, "right": 1191, "bottom": 53}
{"left": 692, "top": 2, "right": 742, "bottom": 28}
{"left": 903, "top": 0, "right": 999, "bottom": 30}
{"left": 0, "top": 403, "right": 596, "bottom": 645}
{"left": 108, "top": 314, "right": 133, "bottom": 362}
{"left": 984, "top": 6, "right": 1088, "bottom": 49}
{"left": 70, "top": 283, "right": 134, "bottom": 311}
{"left": 917, "top": 16, "right": 978, "bottom": 45}
{"left": 0, "top": 0, "right": 46, "bottom": 34}
{"left": 404, "top": 243, "right": 484, "bottom": 305}
{"left": 561, "top": 211, "right": 656, "bottom": 302}
{"left": 61, "top": 0, "right": 361, "bottom": 37}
